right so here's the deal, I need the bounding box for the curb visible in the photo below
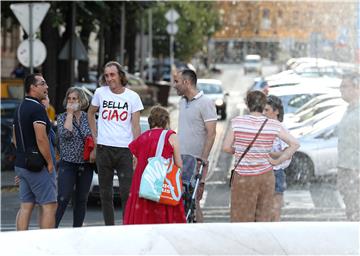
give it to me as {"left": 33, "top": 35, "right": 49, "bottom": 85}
{"left": 1, "top": 185, "right": 18, "bottom": 190}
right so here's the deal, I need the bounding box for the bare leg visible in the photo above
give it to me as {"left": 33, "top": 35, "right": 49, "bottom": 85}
{"left": 195, "top": 199, "right": 204, "bottom": 223}
{"left": 37, "top": 206, "right": 43, "bottom": 227}
{"left": 39, "top": 202, "right": 57, "bottom": 229}
{"left": 16, "top": 203, "right": 35, "bottom": 231}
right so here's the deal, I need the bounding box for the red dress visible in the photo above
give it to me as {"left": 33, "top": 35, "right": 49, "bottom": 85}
{"left": 123, "top": 128, "right": 186, "bottom": 224}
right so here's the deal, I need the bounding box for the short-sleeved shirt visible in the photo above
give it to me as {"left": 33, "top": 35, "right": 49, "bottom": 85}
{"left": 232, "top": 115, "right": 282, "bottom": 176}
{"left": 337, "top": 102, "right": 360, "bottom": 170}
{"left": 57, "top": 111, "right": 92, "bottom": 163}
{"left": 91, "top": 86, "right": 144, "bottom": 147}
{"left": 178, "top": 91, "right": 217, "bottom": 158}
{"left": 272, "top": 125, "right": 291, "bottom": 170}
{"left": 14, "top": 96, "right": 51, "bottom": 168}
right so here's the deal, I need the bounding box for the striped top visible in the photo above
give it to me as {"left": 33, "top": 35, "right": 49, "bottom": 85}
{"left": 232, "top": 115, "right": 281, "bottom": 176}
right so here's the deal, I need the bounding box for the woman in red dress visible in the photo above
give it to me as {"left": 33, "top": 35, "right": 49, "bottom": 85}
{"left": 123, "top": 106, "right": 186, "bottom": 224}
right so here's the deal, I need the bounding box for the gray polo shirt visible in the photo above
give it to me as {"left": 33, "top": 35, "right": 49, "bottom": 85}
{"left": 337, "top": 101, "right": 360, "bottom": 170}
{"left": 178, "top": 91, "right": 217, "bottom": 158}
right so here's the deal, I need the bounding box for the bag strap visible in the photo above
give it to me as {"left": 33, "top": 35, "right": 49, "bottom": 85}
{"left": 155, "top": 130, "right": 168, "bottom": 157}
{"left": 17, "top": 102, "right": 26, "bottom": 152}
{"left": 233, "top": 118, "right": 268, "bottom": 169}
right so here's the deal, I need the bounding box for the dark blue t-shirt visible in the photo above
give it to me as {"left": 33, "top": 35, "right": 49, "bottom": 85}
{"left": 13, "top": 96, "right": 51, "bottom": 168}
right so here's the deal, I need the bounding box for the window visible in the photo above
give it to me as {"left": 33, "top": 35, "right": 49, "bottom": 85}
{"left": 262, "top": 9, "right": 271, "bottom": 29}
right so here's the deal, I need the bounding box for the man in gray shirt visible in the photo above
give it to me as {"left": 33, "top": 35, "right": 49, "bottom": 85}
{"left": 337, "top": 73, "right": 360, "bottom": 221}
{"left": 174, "top": 69, "right": 217, "bottom": 222}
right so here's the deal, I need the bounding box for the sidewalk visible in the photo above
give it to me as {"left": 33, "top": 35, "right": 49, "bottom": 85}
{"left": 1, "top": 170, "right": 16, "bottom": 189}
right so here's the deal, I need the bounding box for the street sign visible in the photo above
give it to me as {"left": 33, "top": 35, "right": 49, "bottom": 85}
{"left": 10, "top": 3, "right": 50, "bottom": 35}
{"left": 17, "top": 39, "right": 47, "bottom": 67}
{"left": 58, "top": 35, "right": 89, "bottom": 61}
{"left": 165, "top": 9, "right": 179, "bottom": 23}
{"left": 166, "top": 23, "right": 179, "bottom": 35}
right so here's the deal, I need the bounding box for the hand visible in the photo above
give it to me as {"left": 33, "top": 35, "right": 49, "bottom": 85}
{"left": 66, "top": 103, "right": 79, "bottom": 115}
{"left": 268, "top": 157, "right": 280, "bottom": 166}
{"left": 14, "top": 175, "right": 20, "bottom": 186}
{"left": 197, "top": 158, "right": 208, "bottom": 167}
{"left": 47, "top": 162, "right": 54, "bottom": 173}
{"left": 89, "top": 149, "right": 96, "bottom": 163}
{"left": 66, "top": 104, "right": 75, "bottom": 115}
{"left": 196, "top": 183, "right": 205, "bottom": 201}
{"left": 132, "top": 157, "right": 138, "bottom": 170}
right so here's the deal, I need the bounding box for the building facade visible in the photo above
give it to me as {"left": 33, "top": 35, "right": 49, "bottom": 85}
{"left": 210, "top": 1, "right": 357, "bottom": 63}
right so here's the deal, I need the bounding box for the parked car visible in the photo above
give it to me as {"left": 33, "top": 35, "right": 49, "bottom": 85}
{"left": 126, "top": 73, "right": 157, "bottom": 106}
{"left": 288, "top": 105, "right": 347, "bottom": 138}
{"left": 284, "top": 98, "right": 346, "bottom": 130}
{"left": 88, "top": 116, "right": 150, "bottom": 201}
{"left": 197, "top": 79, "right": 229, "bottom": 120}
{"left": 244, "top": 54, "right": 262, "bottom": 75}
{"left": 268, "top": 85, "right": 338, "bottom": 114}
{"left": 1, "top": 98, "right": 21, "bottom": 170}
{"left": 266, "top": 70, "right": 343, "bottom": 89}
{"left": 247, "top": 77, "right": 269, "bottom": 95}
{"left": 285, "top": 108, "right": 346, "bottom": 185}
{"left": 285, "top": 57, "right": 337, "bottom": 70}
{"left": 286, "top": 91, "right": 341, "bottom": 120}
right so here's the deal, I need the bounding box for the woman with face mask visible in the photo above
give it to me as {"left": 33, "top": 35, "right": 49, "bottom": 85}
{"left": 55, "top": 87, "right": 95, "bottom": 228}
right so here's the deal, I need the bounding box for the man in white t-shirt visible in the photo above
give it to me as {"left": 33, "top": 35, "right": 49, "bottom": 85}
{"left": 174, "top": 69, "right": 217, "bottom": 222}
{"left": 88, "top": 61, "right": 144, "bottom": 225}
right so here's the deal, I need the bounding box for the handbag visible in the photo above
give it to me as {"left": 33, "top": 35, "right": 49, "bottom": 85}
{"left": 229, "top": 118, "right": 268, "bottom": 187}
{"left": 83, "top": 136, "right": 95, "bottom": 161}
{"left": 17, "top": 103, "right": 46, "bottom": 172}
{"left": 73, "top": 122, "right": 97, "bottom": 173}
{"left": 139, "top": 130, "right": 182, "bottom": 206}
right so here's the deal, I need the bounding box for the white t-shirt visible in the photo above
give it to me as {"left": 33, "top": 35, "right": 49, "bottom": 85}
{"left": 91, "top": 86, "right": 144, "bottom": 147}
{"left": 272, "top": 124, "right": 291, "bottom": 170}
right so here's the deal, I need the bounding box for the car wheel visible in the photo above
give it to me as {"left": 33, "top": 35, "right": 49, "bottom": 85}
{"left": 286, "top": 153, "right": 314, "bottom": 187}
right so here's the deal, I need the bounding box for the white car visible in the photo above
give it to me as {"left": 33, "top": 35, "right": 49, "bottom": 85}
{"left": 88, "top": 116, "right": 150, "bottom": 200}
{"left": 244, "top": 54, "right": 262, "bottom": 75}
{"left": 286, "top": 108, "right": 346, "bottom": 185}
{"left": 284, "top": 98, "right": 346, "bottom": 131}
{"left": 286, "top": 91, "right": 341, "bottom": 118}
{"left": 197, "top": 79, "right": 229, "bottom": 120}
{"left": 268, "top": 85, "right": 339, "bottom": 114}
{"left": 285, "top": 57, "right": 336, "bottom": 70}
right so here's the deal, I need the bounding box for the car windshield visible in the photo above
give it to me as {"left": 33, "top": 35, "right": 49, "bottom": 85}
{"left": 198, "top": 83, "right": 223, "bottom": 94}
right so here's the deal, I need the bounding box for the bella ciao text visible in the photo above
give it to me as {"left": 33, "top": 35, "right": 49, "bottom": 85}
{"left": 101, "top": 100, "right": 129, "bottom": 121}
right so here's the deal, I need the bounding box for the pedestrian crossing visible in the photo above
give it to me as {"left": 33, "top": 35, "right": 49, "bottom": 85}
{"left": 202, "top": 189, "right": 347, "bottom": 222}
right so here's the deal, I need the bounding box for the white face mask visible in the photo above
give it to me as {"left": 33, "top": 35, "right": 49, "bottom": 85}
{"left": 67, "top": 102, "right": 80, "bottom": 111}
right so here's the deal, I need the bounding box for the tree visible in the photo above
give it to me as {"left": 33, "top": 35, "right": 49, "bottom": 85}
{"left": 151, "top": 1, "right": 221, "bottom": 61}
{"left": 77, "top": 1, "right": 108, "bottom": 82}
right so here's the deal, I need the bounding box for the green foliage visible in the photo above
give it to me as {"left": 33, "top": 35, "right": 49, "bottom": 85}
{"left": 2, "top": 1, "right": 221, "bottom": 64}
{"left": 150, "top": 1, "right": 221, "bottom": 61}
